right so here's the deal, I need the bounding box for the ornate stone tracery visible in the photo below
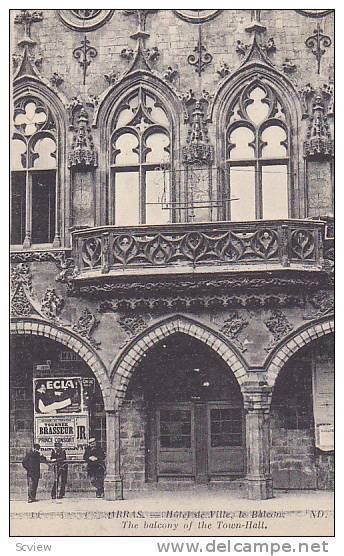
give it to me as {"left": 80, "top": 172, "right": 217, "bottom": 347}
{"left": 12, "top": 94, "right": 59, "bottom": 247}
{"left": 57, "top": 10, "right": 114, "bottom": 31}
{"left": 173, "top": 10, "right": 222, "bottom": 24}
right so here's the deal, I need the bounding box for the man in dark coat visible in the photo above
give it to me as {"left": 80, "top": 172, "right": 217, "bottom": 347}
{"left": 22, "top": 443, "right": 48, "bottom": 503}
{"left": 50, "top": 440, "right": 68, "bottom": 499}
{"left": 83, "top": 438, "right": 106, "bottom": 497}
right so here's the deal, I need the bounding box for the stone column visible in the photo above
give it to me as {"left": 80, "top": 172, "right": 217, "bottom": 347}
{"left": 243, "top": 382, "right": 273, "bottom": 500}
{"left": 104, "top": 410, "right": 123, "bottom": 500}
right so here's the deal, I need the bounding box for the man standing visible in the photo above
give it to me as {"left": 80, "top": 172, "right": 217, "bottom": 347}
{"left": 83, "top": 438, "right": 106, "bottom": 498}
{"left": 50, "top": 440, "right": 68, "bottom": 499}
{"left": 22, "top": 443, "right": 48, "bottom": 503}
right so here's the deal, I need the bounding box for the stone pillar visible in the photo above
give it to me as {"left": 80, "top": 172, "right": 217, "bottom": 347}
{"left": 243, "top": 382, "right": 273, "bottom": 500}
{"left": 104, "top": 410, "right": 123, "bottom": 500}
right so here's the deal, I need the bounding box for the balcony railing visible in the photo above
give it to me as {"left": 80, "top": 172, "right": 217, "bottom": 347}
{"left": 71, "top": 220, "right": 325, "bottom": 280}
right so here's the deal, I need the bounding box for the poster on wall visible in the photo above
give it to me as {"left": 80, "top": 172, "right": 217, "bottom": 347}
{"left": 312, "top": 358, "right": 334, "bottom": 451}
{"left": 34, "top": 414, "right": 89, "bottom": 458}
{"left": 33, "top": 377, "right": 93, "bottom": 458}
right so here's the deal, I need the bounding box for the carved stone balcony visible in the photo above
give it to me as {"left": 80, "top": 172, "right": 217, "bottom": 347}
{"left": 71, "top": 220, "right": 325, "bottom": 282}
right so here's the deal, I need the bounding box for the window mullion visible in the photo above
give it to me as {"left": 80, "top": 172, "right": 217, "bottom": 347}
{"left": 256, "top": 160, "right": 262, "bottom": 219}
{"left": 226, "top": 163, "right": 231, "bottom": 221}
{"left": 255, "top": 130, "right": 262, "bottom": 220}
{"left": 141, "top": 166, "right": 146, "bottom": 224}
{"left": 139, "top": 135, "right": 145, "bottom": 224}
{"left": 52, "top": 169, "right": 59, "bottom": 247}
{"left": 23, "top": 170, "right": 32, "bottom": 248}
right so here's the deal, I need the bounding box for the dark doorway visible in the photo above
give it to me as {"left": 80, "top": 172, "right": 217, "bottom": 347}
{"left": 127, "top": 332, "right": 245, "bottom": 483}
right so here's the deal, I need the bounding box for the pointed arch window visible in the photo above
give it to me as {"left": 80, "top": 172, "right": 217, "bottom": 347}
{"left": 110, "top": 87, "right": 171, "bottom": 226}
{"left": 226, "top": 83, "right": 290, "bottom": 221}
{"left": 11, "top": 97, "right": 57, "bottom": 246}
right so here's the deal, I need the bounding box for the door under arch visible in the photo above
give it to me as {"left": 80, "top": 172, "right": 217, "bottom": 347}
{"left": 127, "top": 332, "right": 245, "bottom": 483}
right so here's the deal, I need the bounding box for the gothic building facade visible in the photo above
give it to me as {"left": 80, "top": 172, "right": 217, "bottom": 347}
{"left": 10, "top": 9, "right": 334, "bottom": 500}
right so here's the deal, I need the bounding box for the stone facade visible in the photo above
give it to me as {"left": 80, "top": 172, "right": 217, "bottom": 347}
{"left": 120, "top": 400, "right": 147, "bottom": 492}
{"left": 10, "top": 9, "right": 334, "bottom": 500}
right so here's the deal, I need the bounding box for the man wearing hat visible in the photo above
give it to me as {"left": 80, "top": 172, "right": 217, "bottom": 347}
{"left": 22, "top": 443, "right": 49, "bottom": 503}
{"left": 50, "top": 440, "right": 68, "bottom": 499}
{"left": 83, "top": 438, "right": 106, "bottom": 498}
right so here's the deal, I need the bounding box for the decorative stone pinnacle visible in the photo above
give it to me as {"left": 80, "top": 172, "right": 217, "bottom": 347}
{"left": 245, "top": 9, "right": 266, "bottom": 35}
{"left": 14, "top": 10, "right": 43, "bottom": 48}
{"left": 123, "top": 9, "right": 157, "bottom": 48}
{"left": 182, "top": 100, "right": 214, "bottom": 165}
{"left": 68, "top": 107, "right": 98, "bottom": 169}
{"left": 304, "top": 92, "right": 333, "bottom": 159}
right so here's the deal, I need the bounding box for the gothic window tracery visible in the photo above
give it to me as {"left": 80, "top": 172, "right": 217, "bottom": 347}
{"left": 226, "top": 82, "right": 290, "bottom": 221}
{"left": 57, "top": 10, "right": 113, "bottom": 31}
{"left": 110, "top": 87, "right": 171, "bottom": 226}
{"left": 70, "top": 10, "right": 101, "bottom": 20}
{"left": 11, "top": 97, "right": 57, "bottom": 246}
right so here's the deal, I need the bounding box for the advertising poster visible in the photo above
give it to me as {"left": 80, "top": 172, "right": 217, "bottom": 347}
{"left": 33, "top": 377, "right": 91, "bottom": 458}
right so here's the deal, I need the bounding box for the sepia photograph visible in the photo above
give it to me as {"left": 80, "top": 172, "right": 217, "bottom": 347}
{"left": 9, "top": 7, "right": 334, "bottom": 539}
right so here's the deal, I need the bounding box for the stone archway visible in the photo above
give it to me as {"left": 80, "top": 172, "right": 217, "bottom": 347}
{"left": 266, "top": 318, "right": 334, "bottom": 492}
{"left": 10, "top": 317, "right": 113, "bottom": 409}
{"left": 265, "top": 317, "right": 334, "bottom": 388}
{"left": 111, "top": 315, "right": 249, "bottom": 408}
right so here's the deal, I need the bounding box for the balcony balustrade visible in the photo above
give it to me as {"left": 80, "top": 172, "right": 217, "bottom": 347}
{"left": 71, "top": 220, "right": 325, "bottom": 281}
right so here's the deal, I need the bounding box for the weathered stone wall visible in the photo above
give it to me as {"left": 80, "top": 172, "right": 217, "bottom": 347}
{"left": 307, "top": 161, "right": 334, "bottom": 217}
{"left": 270, "top": 339, "right": 334, "bottom": 490}
{"left": 270, "top": 422, "right": 334, "bottom": 491}
{"left": 270, "top": 418, "right": 317, "bottom": 489}
{"left": 11, "top": 10, "right": 334, "bottom": 101}
{"left": 120, "top": 400, "right": 146, "bottom": 491}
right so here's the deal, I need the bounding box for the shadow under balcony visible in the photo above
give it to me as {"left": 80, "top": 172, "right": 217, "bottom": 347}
{"left": 71, "top": 220, "right": 327, "bottom": 284}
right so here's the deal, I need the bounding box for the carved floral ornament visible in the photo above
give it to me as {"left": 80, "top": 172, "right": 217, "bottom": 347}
{"left": 73, "top": 35, "right": 97, "bottom": 86}
{"left": 216, "top": 312, "right": 249, "bottom": 352}
{"left": 305, "top": 23, "right": 332, "bottom": 75}
{"left": 264, "top": 309, "right": 293, "bottom": 352}
{"left": 10, "top": 263, "right": 101, "bottom": 348}
{"left": 72, "top": 308, "right": 100, "bottom": 349}
{"left": 11, "top": 263, "right": 64, "bottom": 321}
